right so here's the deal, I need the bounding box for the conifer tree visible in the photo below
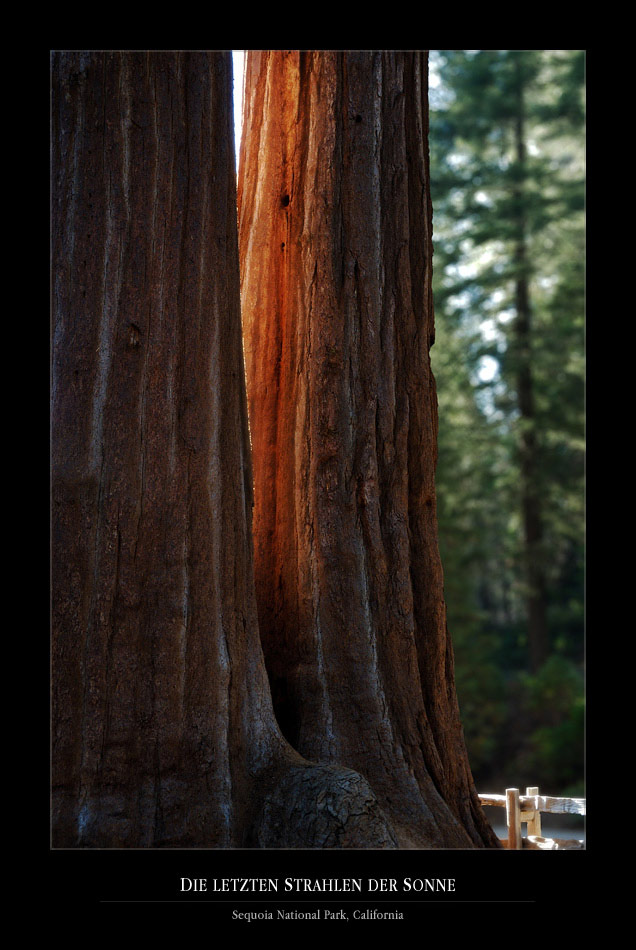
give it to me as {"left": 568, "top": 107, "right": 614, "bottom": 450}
{"left": 238, "top": 49, "right": 499, "bottom": 848}
{"left": 429, "top": 50, "right": 585, "bottom": 675}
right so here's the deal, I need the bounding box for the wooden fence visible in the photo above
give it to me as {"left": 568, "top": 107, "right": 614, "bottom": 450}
{"left": 478, "top": 786, "right": 586, "bottom": 849}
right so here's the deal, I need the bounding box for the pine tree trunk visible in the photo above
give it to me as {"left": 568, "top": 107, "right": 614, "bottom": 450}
{"left": 51, "top": 50, "right": 397, "bottom": 849}
{"left": 238, "top": 50, "right": 500, "bottom": 848}
{"left": 512, "top": 63, "right": 549, "bottom": 673}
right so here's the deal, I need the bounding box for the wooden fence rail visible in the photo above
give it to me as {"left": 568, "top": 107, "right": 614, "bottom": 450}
{"left": 478, "top": 786, "right": 586, "bottom": 849}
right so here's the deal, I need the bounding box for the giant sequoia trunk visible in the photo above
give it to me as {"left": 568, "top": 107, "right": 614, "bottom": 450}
{"left": 238, "top": 50, "right": 500, "bottom": 849}
{"left": 51, "top": 50, "right": 397, "bottom": 849}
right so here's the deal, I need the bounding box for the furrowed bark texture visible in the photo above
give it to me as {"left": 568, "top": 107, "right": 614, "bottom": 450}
{"left": 238, "top": 50, "right": 500, "bottom": 849}
{"left": 51, "top": 50, "right": 396, "bottom": 849}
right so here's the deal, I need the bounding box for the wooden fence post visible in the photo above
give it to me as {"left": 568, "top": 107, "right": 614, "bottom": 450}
{"left": 506, "top": 787, "right": 522, "bottom": 850}
{"left": 478, "top": 786, "right": 585, "bottom": 848}
{"left": 525, "top": 786, "right": 542, "bottom": 838}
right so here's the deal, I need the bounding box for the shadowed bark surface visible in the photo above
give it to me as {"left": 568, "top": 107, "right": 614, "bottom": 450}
{"left": 238, "top": 50, "right": 500, "bottom": 849}
{"left": 51, "top": 50, "right": 396, "bottom": 849}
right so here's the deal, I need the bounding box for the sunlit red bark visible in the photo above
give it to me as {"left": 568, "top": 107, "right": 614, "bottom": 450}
{"left": 238, "top": 50, "right": 499, "bottom": 848}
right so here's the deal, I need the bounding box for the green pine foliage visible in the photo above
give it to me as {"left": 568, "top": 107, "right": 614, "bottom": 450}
{"left": 429, "top": 50, "right": 585, "bottom": 793}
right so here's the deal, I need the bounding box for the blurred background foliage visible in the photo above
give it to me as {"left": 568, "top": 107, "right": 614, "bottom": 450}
{"left": 428, "top": 50, "right": 585, "bottom": 797}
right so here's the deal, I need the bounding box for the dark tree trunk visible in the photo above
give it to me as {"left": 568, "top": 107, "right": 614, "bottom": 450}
{"left": 51, "top": 50, "right": 396, "bottom": 849}
{"left": 512, "top": 62, "right": 549, "bottom": 673}
{"left": 238, "top": 50, "right": 500, "bottom": 848}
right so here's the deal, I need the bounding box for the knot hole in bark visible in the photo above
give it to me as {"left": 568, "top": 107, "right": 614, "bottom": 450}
{"left": 126, "top": 323, "right": 141, "bottom": 349}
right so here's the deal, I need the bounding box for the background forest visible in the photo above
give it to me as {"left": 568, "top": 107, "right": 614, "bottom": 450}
{"left": 427, "top": 50, "right": 585, "bottom": 803}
